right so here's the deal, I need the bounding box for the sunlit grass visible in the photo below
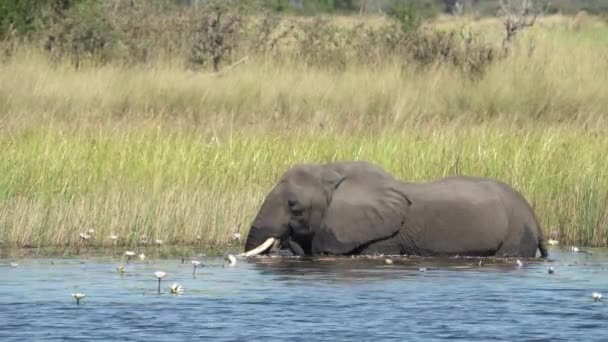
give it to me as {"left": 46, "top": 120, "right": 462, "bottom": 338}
{"left": 0, "top": 127, "right": 607, "bottom": 247}
{"left": 0, "top": 15, "right": 607, "bottom": 248}
{"left": 0, "top": 17, "right": 607, "bottom": 131}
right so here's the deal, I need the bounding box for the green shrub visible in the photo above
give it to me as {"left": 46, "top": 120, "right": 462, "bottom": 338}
{"left": 0, "top": 0, "right": 47, "bottom": 38}
{"left": 60, "top": 1, "right": 116, "bottom": 67}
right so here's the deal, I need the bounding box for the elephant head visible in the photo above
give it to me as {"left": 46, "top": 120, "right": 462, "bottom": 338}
{"left": 242, "top": 162, "right": 412, "bottom": 257}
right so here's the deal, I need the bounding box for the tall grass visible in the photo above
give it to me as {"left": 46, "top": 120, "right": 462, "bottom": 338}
{"left": 1, "top": 15, "right": 607, "bottom": 248}
{"left": 1, "top": 128, "right": 608, "bottom": 248}
{"left": 1, "top": 30, "right": 607, "bottom": 131}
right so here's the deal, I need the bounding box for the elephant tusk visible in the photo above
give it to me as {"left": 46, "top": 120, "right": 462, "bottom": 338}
{"left": 238, "top": 237, "right": 276, "bottom": 257}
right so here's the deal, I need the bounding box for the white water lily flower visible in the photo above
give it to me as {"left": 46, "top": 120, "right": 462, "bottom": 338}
{"left": 571, "top": 246, "right": 579, "bottom": 252}
{"left": 191, "top": 260, "right": 203, "bottom": 277}
{"left": 72, "top": 293, "right": 85, "bottom": 304}
{"left": 124, "top": 250, "right": 136, "bottom": 264}
{"left": 225, "top": 254, "right": 237, "bottom": 267}
{"left": 138, "top": 253, "right": 146, "bottom": 261}
{"left": 593, "top": 292, "right": 603, "bottom": 302}
{"left": 170, "top": 282, "right": 184, "bottom": 294}
{"left": 154, "top": 271, "right": 167, "bottom": 294}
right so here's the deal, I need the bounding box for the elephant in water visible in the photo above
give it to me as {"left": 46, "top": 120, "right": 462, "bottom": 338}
{"left": 242, "top": 161, "right": 548, "bottom": 259}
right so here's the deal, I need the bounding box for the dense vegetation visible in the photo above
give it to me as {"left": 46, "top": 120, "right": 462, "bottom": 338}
{"left": 1, "top": 1, "right": 607, "bottom": 249}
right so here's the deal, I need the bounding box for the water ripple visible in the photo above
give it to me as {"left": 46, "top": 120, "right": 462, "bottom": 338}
{"left": 1, "top": 248, "right": 608, "bottom": 341}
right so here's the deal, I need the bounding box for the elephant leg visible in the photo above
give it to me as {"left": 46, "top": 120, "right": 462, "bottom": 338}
{"left": 496, "top": 223, "right": 539, "bottom": 258}
{"left": 357, "top": 234, "right": 403, "bottom": 256}
{"left": 288, "top": 238, "right": 306, "bottom": 256}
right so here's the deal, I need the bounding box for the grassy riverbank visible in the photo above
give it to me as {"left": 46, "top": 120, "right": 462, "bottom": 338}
{"left": 1, "top": 14, "right": 607, "bottom": 248}
{"left": 1, "top": 127, "right": 607, "bottom": 248}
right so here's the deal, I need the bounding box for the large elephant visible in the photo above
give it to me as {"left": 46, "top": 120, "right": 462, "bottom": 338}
{"left": 242, "top": 161, "right": 548, "bottom": 259}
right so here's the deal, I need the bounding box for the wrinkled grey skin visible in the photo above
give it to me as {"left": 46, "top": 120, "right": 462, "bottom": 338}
{"left": 245, "top": 161, "right": 548, "bottom": 258}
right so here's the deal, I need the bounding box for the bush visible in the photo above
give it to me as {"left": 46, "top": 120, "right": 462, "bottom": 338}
{"left": 0, "top": 0, "right": 47, "bottom": 38}
{"left": 407, "top": 29, "right": 496, "bottom": 78}
{"left": 387, "top": 2, "right": 423, "bottom": 32}
{"left": 188, "top": 3, "right": 244, "bottom": 71}
{"left": 59, "top": 1, "right": 116, "bottom": 67}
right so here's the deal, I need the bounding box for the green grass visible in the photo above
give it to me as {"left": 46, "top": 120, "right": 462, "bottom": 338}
{"left": 1, "top": 14, "right": 608, "bottom": 249}
{"left": 1, "top": 127, "right": 608, "bottom": 248}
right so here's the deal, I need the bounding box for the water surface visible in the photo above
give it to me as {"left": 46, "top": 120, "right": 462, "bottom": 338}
{"left": 1, "top": 247, "right": 607, "bottom": 341}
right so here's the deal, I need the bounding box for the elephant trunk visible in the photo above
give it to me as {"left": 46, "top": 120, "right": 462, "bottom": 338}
{"left": 244, "top": 226, "right": 265, "bottom": 252}
{"left": 243, "top": 182, "right": 292, "bottom": 252}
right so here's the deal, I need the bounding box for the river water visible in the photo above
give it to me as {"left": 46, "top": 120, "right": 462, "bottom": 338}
{"left": 1, "top": 247, "right": 607, "bottom": 341}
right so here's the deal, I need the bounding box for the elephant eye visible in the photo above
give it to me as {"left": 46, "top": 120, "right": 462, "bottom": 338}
{"left": 289, "top": 202, "right": 304, "bottom": 217}
{"left": 287, "top": 196, "right": 305, "bottom": 217}
{"left": 291, "top": 208, "right": 303, "bottom": 216}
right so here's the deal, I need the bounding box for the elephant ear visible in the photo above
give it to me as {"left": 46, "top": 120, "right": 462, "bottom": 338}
{"left": 312, "top": 176, "right": 411, "bottom": 255}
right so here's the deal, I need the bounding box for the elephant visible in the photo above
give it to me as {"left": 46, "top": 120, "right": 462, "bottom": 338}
{"left": 242, "top": 161, "right": 548, "bottom": 259}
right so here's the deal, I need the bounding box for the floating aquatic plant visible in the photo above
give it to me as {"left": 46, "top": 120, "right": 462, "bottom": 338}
{"left": 170, "top": 282, "right": 184, "bottom": 295}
